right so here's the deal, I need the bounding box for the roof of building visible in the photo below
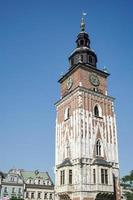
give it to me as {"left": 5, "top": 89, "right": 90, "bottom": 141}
{"left": 93, "top": 158, "right": 112, "bottom": 167}
{"left": 0, "top": 171, "right": 5, "bottom": 178}
{"left": 57, "top": 158, "right": 72, "bottom": 168}
{"left": 21, "top": 170, "right": 50, "bottom": 182}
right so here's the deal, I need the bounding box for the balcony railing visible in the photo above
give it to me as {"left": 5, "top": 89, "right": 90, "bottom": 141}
{"left": 56, "top": 185, "right": 74, "bottom": 193}
{"left": 56, "top": 184, "right": 113, "bottom": 193}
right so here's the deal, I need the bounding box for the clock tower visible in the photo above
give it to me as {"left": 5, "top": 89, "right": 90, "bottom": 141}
{"left": 55, "top": 16, "right": 121, "bottom": 200}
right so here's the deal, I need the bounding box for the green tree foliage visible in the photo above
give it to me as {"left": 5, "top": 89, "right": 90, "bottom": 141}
{"left": 121, "top": 170, "right": 133, "bottom": 185}
{"left": 10, "top": 197, "right": 24, "bottom": 200}
{"left": 121, "top": 170, "right": 133, "bottom": 200}
{"left": 124, "top": 192, "right": 133, "bottom": 200}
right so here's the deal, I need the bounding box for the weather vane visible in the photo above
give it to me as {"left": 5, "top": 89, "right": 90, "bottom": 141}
{"left": 80, "top": 12, "right": 87, "bottom": 32}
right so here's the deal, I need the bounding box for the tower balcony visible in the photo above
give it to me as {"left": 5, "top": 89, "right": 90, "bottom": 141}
{"left": 90, "top": 184, "right": 114, "bottom": 193}
{"left": 56, "top": 184, "right": 74, "bottom": 194}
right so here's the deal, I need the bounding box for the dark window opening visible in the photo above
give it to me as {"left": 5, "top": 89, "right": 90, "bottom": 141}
{"left": 94, "top": 105, "right": 99, "bottom": 117}
{"left": 31, "top": 192, "right": 34, "bottom": 199}
{"left": 101, "top": 169, "right": 108, "bottom": 184}
{"left": 105, "top": 169, "right": 108, "bottom": 184}
{"left": 80, "top": 40, "right": 84, "bottom": 46}
{"left": 96, "top": 140, "right": 101, "bottom": 156}
{"left": 38, "top": 192, "right": 41, "bottom": 199}
{"left": 79, "top": 55, "right": 83, "bottom": 62}
{"left": 26, "top": 192, "right": 29, "bottom": 198}
{"left": 12, "top": 188, "right": 15, "bottom": 194}
{"left": 89, "top": 55, "right": 93, "bottom": 63}
{"left": 64, "top": 107, "right": 70, "bottom": 121}
{"left": 69, "top": 170, "right": 72, "bottom": 184}
{"left": 93, "top": 169, "right": 96, "bottom": 184}
{"left": 80, "top": 55, "right": 83, "bottom": 62}
{"left": 60, "top": 170, "right": 65, "bottom": 185}
{"left": 101, "top": 169, "right": 104, "bottom": 184}
{"left": 4, "top": 187, "right": 7, "bottom": 193}
{"left": 93, "top": 88, "right": 98, "bottom": 92}
{"left": 44, "top": 193, "right": 47, "bottom": 199}
{"left": 71, "top": 58, "right": 74, "bottom": 66}
{"left": 18, "top": 188, "right": 21, "bottom": 194}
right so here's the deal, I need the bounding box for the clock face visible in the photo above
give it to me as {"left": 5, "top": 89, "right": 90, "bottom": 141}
{"left": 89, "top": 73, "right": 100, "bottom": 86}
{"left": 67, "top": 77, "right": 73, "bottom": 90}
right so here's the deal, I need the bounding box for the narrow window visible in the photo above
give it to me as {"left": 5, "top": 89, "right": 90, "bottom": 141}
{"left": 38, "top": 192, "right": 41, "bottom": 199}
{"left": 50, "top": 194, "right": 52, "bottom": 199}
{"left": 60, "top": 171, "right": 62, "bottom": 185}
{"left": 71, "top": 57, "right": 74, "bottom": 66}
{"left": 12, "top": 188, "right": 15, "bottom": 193}
{"left": 69, "top": 170, "right": 72, "bottom": 184}
{"left": 31, "top": 192, "right": 34, "bottom": 199}
{"left": 80, "top": 55, "right": 83, "bottom": 62}
{"left": 94, "top": 105, "right": 99, "bottom": 117}
{"left": 105, "top": 169, "right": 108, "bottom": 184}
{"left": 101, "top": 169, "right": 108, "bottom": 184}
{"left": 89, "top": 55, "right": 93, "bottom": 63}
{"left": 96, "top": 140, "right": 101, "bottom": 156}
{"left": 93, "top": 169, "right": 96, "bottom": 184}
{"left": 78, "top": 54, "right": 84, "bottom": 63}
{"left": 26, "top": 192, "right": 29, "bottom": 198}
{"left": 101, "top": 169, "right": 105, "bottom": 184}
{"left": 11, "top": 177, "right": 15, "bottom": 182}
{"left": 93, "top": 88, "right": 98, "bottom": 92}
{"left": 38, "top": 179, "right": 41, "bottom": 184}
{"left": 62, "top": 170, "right": 65, "bottom": 184}
{"left": 44, "top": 193, "right": 47, "bottom": 199}
{"left": 18, "top": 188, "right": 21, "bottom": 194}
{"left": 4, "top": 187, "right": 7, "bottom": 193}
{"left": 80, "top": 40, "right": 84, "bottom": 46}
{"left": 60, "top": 170, "right": 65, "bottom": 185}
{"left": 64, "top": 107, "right": 70, "bottom": 121}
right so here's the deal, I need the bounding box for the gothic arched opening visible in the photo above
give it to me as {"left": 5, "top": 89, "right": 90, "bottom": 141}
{"left": 95, "top": 192, "right": 115, "bottom": 200}
{"left": 96, "top": 139, "right": 101, "bottom": 156}
{"left": 94, "top": 105, "right": 99, "bottom": 117}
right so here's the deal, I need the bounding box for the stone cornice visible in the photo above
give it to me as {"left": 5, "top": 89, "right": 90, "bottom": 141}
{"left": 58, "top": 63, "right": 109, "bottom": 83}
{"left": 2, "top": 182, "right": 23, "bottom": 186}
{"left": 25, "top": 184, "right": 54, "bottom": 190}
{"left": 55, "top": 86, "right": 115, "bottom": 107}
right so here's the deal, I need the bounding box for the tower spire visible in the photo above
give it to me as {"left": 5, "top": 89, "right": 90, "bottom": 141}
{"left": 80, "top": 12, "right": 87, "bottom": 32}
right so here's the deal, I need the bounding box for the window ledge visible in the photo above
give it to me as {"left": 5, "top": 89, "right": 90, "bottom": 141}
{"left": 94, "top": 115, "right": 103, "bottom": 119}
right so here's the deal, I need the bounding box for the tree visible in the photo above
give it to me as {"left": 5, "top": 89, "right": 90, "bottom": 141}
{"left": 10, "top": 197, "right": 24, "bottom": 200}
{"left": 124, "top": 192, "right": 133, "bottom": 200}
{"left": 121, "top": 170, "right": 133, "bottom": 200}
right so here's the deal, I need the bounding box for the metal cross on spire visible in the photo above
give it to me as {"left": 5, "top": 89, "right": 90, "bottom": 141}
{"left": 80, "top": 12, "right": 87, "bottom": 32}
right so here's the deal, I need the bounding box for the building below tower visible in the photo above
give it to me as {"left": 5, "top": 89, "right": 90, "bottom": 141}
{"left": 0, "top": 168, "right": 54, "bottom": 200}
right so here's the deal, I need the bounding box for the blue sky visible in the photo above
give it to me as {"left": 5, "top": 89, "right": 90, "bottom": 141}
{"left": 0, "top": 0, "right": 133, "bottom": 180}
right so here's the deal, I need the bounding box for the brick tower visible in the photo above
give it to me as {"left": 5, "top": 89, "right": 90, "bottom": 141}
{"left": 55, "top": 16, "right": 121, "bottom": 200}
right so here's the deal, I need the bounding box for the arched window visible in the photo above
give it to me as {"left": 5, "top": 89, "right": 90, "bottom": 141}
{"left": 64, "top": 107, "right": 70, "bottom": 121}
{"left": 96, "top": 140, "right": 101, "bottom": 156}
{"left": 94, "top": 104, "right": 102, "bottom": 118}
{"left": 94, "top": 105, "right": 99, "bottom": 117}
{"left": 89, "top": 55, "right": 93, "bottom": 63}
{"left": 80, "top": 40, "right": 84, "bottom": 46}
{"left": 78, "top": 54, "right": 83, "bottom": 62}
{"left": 71, "top": 57, "right": 74, "bottom": 66}
{"left": 29, "top": 179, "right": 32, "bottom": 184}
